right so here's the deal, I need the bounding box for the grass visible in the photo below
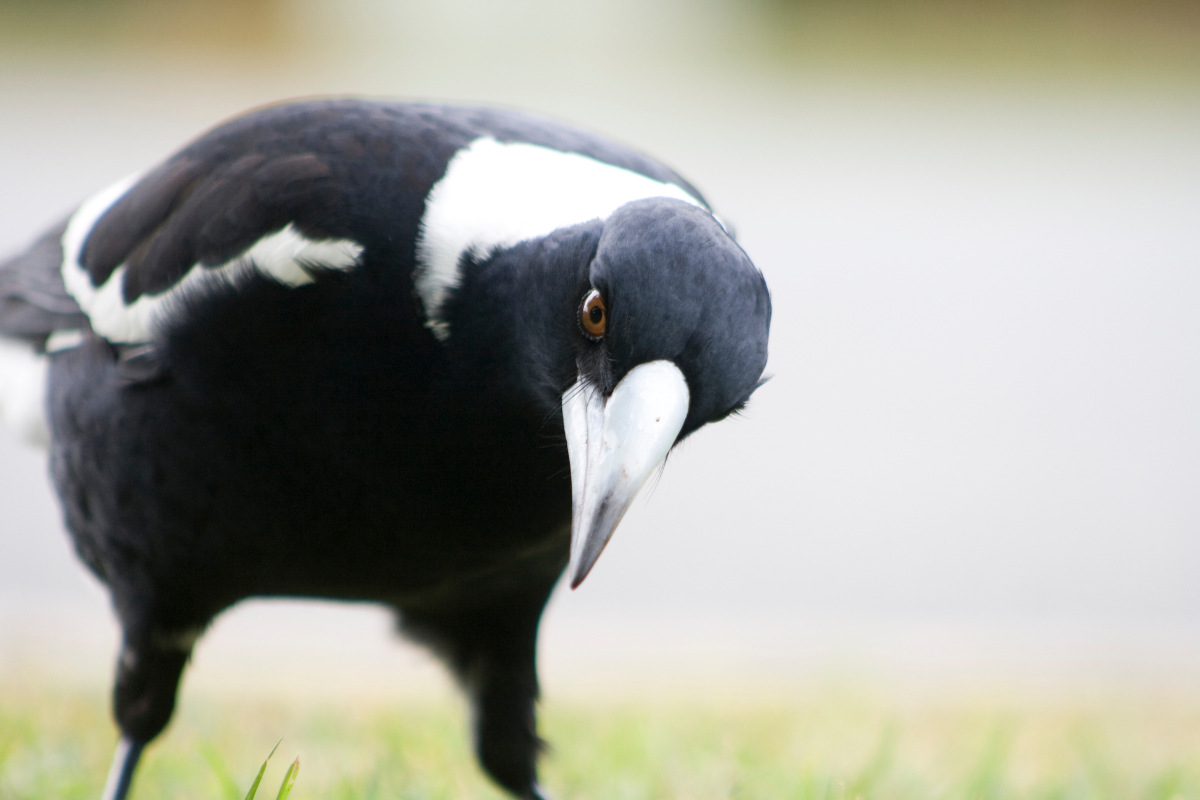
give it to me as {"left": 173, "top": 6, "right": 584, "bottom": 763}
{"left": 243, "top": 741, "right": 298, "bottom": 800}
{"left": 3, "top": 677, "right": 1200, "bottom": 800}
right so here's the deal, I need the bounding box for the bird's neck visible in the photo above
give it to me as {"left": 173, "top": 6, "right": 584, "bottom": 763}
{"left": 439, "top": 224, "right": 602, "bottom": 413}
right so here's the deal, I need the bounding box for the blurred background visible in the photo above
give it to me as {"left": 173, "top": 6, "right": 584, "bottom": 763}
{"left": 0, "top": 0, "right": 1198, "bottom": 705}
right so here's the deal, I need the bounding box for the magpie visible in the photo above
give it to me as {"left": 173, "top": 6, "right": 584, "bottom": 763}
{"left": 0, "top": 99, "right": 771, "bottom": 800}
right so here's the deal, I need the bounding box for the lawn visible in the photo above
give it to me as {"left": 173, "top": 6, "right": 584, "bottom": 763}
{"left": 3, "top": 676, "right": 1200, "bottom": 800}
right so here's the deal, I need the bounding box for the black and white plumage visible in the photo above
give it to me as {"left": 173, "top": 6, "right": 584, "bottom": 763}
{"left": 0, "top": 99, "right": 771, "bottom": 800}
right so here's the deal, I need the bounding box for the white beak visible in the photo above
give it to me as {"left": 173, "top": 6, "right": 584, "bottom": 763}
{"left": 561, "top": 360, "right": 690, "bottom": 588}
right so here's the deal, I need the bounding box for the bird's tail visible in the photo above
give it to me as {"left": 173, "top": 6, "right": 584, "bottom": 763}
{"left": 0, "top": 218, "right": 89, "bottom": 448}
{"left": 0, "top": 335, "right": 49, "bottom": 447}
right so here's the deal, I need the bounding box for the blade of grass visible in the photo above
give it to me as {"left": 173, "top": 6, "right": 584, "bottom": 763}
{"left": 274, "top": 757, "right": 300, "bottom": 800}
{"left": 244, "top": 739, "right": 282, "bottom": 800}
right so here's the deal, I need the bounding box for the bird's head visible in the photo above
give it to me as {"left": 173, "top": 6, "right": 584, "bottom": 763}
{"left": 556, "top": 198, "right": 771, "bottom": 587}
{"left": 445, "top": 195, "right": 769, "bottom": 588}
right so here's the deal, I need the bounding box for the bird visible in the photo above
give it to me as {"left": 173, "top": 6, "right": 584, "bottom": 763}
{"left": 0, "top": 98, "right": 771, "bottom": 800}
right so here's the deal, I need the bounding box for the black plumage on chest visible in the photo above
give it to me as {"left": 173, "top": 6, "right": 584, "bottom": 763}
{"left": 48, "top": 259, "right": 572, "bottom": 613}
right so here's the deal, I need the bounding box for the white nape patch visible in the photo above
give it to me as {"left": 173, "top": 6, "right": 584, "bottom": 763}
{"left": 62, "top": 176, "right": 362, "bottom": 344}
{"left": 0, "top": 337, "right": 49, "bottom": 447}
{"left": 415, "top": 137, "right": 703, "bottom": 340}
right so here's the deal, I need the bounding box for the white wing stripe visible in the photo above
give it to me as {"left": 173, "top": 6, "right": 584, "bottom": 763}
{"left": 61, "top": 176, "right": 363, "bottom": 344}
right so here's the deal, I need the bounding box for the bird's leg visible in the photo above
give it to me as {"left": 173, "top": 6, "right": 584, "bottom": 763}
{"left": 468, "top": 639, "right": 544, "bottom": 800}
{"left": 400, "top": 582, "right": 556, "bottom": 800}
{"left": 100, "top": 737, "right": 145, "bottom": 800}
{"left": 102, "top": 607, "right": 198, "bottom": 800}
{"left": 112, "top": 625, "right": 194, "bottom": 742}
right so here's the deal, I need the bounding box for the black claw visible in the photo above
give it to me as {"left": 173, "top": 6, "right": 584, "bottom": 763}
{"left": 100, "top": 737, "right": 145, "bottom": 800}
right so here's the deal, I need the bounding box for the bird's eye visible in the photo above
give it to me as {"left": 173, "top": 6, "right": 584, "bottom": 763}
{"left": 580, "top": 289, "right": 607, "bottom": 339}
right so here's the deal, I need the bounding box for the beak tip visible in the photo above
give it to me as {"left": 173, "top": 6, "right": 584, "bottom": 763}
{"left": 567, "top": 561, "right": 588, "bottom": 590}
{"left": 567, "top": 531, "right": 608, "bottom": 590}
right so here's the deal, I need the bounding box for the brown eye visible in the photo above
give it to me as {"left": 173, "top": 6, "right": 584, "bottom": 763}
{"left": 580, "top": 289, "right": 606, "bottom": 339}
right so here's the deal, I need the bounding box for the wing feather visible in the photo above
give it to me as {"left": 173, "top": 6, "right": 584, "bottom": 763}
{"left": 43, "top": 99, "right": 709, "bottom": 345}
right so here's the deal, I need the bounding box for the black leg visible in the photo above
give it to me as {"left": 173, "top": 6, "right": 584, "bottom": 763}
{"left": 100, "top": 737, "right": 145, "bottom": 800}
{"left": 469, "top": 632, "right": 544, "bottom": 798}
{"left": 112, "top": 626, "right": 194, "bottom": 743}
{"left": 401, "top": 581, "right": 557, "bottom": 800}
{"left": 103, "top": 603, "right": 200, "bottom": 800}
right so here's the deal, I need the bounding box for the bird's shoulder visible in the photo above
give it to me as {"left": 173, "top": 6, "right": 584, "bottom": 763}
{"left": 44, "top": 99, "right": 705, "bottom": 344}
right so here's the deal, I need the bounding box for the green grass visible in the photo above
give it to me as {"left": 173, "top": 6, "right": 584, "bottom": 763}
{"left": 3, "top": 677, "right": 1200, "bottom": 800}
{"left": 242, "top": 740, "right": 298, "bottom": 800}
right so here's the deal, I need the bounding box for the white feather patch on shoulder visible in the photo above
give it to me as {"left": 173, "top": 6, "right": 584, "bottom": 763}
{"left": 0, "top": 337, "right": 49, "bottom": 447}
{"left": 61, "top": 176, "right": 363, "bottom": 344}
{"left": 415, "top": 137, "right": 702, "bottom": 340}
